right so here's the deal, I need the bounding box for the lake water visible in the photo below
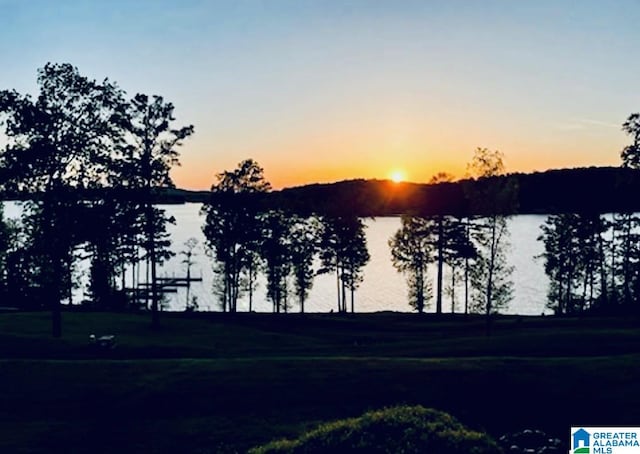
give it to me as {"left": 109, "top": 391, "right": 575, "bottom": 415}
{"left": 3, "top": 202, "right": 550, "bottom": 315}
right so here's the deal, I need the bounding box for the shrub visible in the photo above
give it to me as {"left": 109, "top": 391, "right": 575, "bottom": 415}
{"left": 249, "top": 405, "right": 502, "bottom": 454}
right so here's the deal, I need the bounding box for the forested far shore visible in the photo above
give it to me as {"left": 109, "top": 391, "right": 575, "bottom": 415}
{"left": 267, "top": 166, "right": 640, "bottom": 216}
{"left": 2, "top": 165, "right": 639, "bottom": 216}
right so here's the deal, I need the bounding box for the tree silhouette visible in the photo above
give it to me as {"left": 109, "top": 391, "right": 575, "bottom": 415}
{"left": 444, "top": 218, "right": 476, "bottom": 314}
{"left": 117, "top": 93, "right": 193, "bottom": 327}
{"left": 288, "top": 215, "right": 320, "bottom": 313}
{"left": 319, "top": 215, "right": 369, "bottom": 313}
{"left": 389, "top": 215, "right": 435, "bottom": 313}
{"left": 260, "top": 210, "right": 293, "bottom": 313}
{"left": 0, "top": 203, "right": 14, "bottom": 302}
{"left": 539, "top": 213, "right": 609, "bottom": 314}
{"left": 613, "top": 113, "right": 640, "bottom": 310}
{"left": 575, "top": 214, "right": 609, "bottom": 312}
{"left": 621, "top": 113, "right": 640, "bottom": 168}
{"left": 0, "top": 63, "right": 124, "bottom": 336}
{"left": 342, "top": 220, "right": 370, "bottom": 313}
{"left": 1, "top": 204, "right": 43, "bottom": 309}
{"left": 539, "top": 214, "right": 579, "bottom": 314}
{"left": 427, "top": 173, "right": 460, "bottom": 314}
{"left": 431, "top": 216, "right": 476, "bottom": 315}
{"left": 181, "top": 237, "right": 199, "bottom": 311}
{"left": 83, "top": 200, "right": 125, "bottom": 309}
{"left": 202, "top": 159, "right": 270, "bottom": 312}
{"left": 465, "top": 148, "right": 517, "bottom": 332}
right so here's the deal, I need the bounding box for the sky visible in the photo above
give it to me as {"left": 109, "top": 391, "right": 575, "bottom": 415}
{"left": 1, "top": 0, "right": 639, "bottom": 190}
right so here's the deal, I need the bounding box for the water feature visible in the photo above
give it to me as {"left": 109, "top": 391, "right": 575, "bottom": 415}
{"left": 3, "top": 202, "right": 550, "bottom": 315}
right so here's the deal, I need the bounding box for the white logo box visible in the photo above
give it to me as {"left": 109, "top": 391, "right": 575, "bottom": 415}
{"left": 571, "top": 427, "right": 640, "bottom": 454}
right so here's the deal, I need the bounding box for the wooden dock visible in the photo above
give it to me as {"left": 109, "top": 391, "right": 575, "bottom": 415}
{"left": 124, "top": 274, "right": 203, "bottom": 308}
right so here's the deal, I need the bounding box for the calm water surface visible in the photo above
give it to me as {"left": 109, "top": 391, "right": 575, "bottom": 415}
{"left": 4, "top": 202, "right": 550, "bottom": 315}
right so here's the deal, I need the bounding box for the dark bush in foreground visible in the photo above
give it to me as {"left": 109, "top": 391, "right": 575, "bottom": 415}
{"left": 249, "top": 405, "right": 502, "bottom": 454}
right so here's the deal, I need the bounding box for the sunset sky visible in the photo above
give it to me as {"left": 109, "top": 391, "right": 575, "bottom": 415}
{"left": 1, "top": 0, "right": 639, "bottom": 189}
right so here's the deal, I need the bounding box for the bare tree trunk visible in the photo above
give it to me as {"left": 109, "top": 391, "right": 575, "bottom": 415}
{"left": 248, "top": 260, "right": 253, "bottom": 312}
{"left": 43, "top": 197, "right": 64, "bottom": 338}
{"left": 146, "top": 256, "right": 150, "bottom": 310}
{"left": 147, "top": 203, "right": 159, "bottom": 329}
{"left": 335, "top": 266, "right": 340, "bottom": 312}
{"left": 223, "top": 267, "right": 229, "bottom": 313}
{"left": 129, "top": 261, "right": 135, "bottom": 308}
{"left": 185, "top": 261, "right": 191, "bottom": 310}
{"left": 581, "top": 264, "right": 588, "bottom": 313}
{"left": 566, "top": 248, "right": 574, "bottom": 314}
{"left": 610, "top": 223, "right": 616, "bottom": 299}
{"left": 230, "top": 262, "right": 235, "bottom": 313}
{"left": 436, "top": 217, "right": 444, "bottom": 314}
{"left": 486, "top": 218, "right": 497, "bottom": 336}
{"left": 589, "top": 262, "right": 595, "bottom": 310}
{"left": 68, "top": 265, "right": 73, "bottom": 305}
{"left": 417, "top": 266, "right": 424, "bottom": 313}
{"left": 464, "top": 259, "right": 469, "bottom": 315}
{"left": 341, "top": 265, "right": 347, "bottom": 313}
{"left": 464, "top": 219, "right": 470, "bottom": 315}
{"left": 350, "top": 282, "right": 354, "bottom": 314}
{"left": 135, "top": 250, "right": 140, "bottom": 291}
{"left": 624, "top": 216, "right": 632, "bottom": 305}
{"left": 277, "top": 282, "right": 281, "bottom": 313}
{"left": 283, "top": 282, "right": 288, "bottom": 313}
{"left": 451, "top": 264, "right": 456, "bottom": 314}
{"left": 557, "top": 281, "right": 563, "bottom": 313}
{"left": 598, "top": 233, "right": 608, "bottom": 306}
{"left": 51, "top": 247, "right": 63, "bottom": 338}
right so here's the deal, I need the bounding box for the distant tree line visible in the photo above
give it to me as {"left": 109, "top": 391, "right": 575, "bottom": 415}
{"left": 6, "top": 165, "right": 640, "bottom": 217}
{"left": 251, "top": 167, "right": 640, "bottom": 218}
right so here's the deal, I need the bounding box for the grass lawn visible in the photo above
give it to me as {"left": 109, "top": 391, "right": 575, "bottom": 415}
{"left": 0, "top": 311, "right": 639, "bottom": 453}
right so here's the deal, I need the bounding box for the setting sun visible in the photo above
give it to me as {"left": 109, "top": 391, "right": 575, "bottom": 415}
{"left": 390, "top": 170, "right": 406, "bottom": 183}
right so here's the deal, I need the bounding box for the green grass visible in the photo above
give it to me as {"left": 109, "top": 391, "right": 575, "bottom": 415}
{"left": 2, "top": 311, "right": 639, "bottom": 359}
{"left": 0, "top": 311, "right": 639, "bottom": 453}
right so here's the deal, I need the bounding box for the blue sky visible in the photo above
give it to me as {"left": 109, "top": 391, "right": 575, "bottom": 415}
{"left": 1, "top": 0, "right": 639, "bottom": 188}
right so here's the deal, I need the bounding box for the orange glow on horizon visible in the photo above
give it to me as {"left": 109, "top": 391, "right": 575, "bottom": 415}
{"left": 171, "top": 161, "right": 461, "bottom": 191}
{"left": 169, "top": 137, "right": 623, "bottom": 191}
{"left": 389, "top": 170, "right": 406, "bottom": 183}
